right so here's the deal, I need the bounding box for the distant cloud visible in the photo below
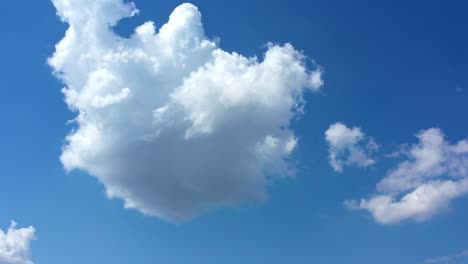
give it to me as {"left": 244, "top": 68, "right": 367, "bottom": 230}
{"left": 424, "top": 249, "right": 468, "bottom": 264}
{"left": 0, "top": 221, "right": 36, "bottom": 264}
{"left": 49, "top": 0, "right": 323, "bottom": 222}
{"left": 347, "top": 128, "right": 468, "bottom": 224}
{"left": 325, "top": 122, "right": 377, "bottom": 172}
{"left": 384, "top": 144, "right": 410, "bottom": 158}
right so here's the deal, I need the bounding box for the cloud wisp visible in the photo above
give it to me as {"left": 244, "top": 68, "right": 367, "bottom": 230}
{"left": 347, "top": 128, "right": 468, "bottom": 224}
{"left": 0, "top": 221, "right": 36, "bottom": 264}
{"left": 424, "top": 249, "right": 468, "bottom": 264}
{"left": 49, "top": 0, "right": 323, "bottom": 222}
{"left": 325, "top": 122, "right": 377, "bottom": 172}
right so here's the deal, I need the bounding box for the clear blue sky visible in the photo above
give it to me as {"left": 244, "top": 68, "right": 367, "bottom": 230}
{"left": 0, "top": 0, "right": 467, "bottom": 263}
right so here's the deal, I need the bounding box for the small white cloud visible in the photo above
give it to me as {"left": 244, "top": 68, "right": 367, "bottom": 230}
{"left": 309, "top": 69, "right": 324, "bottom": 91}
{"left": 347, "top": 128, "right": 468, "bottom": 224}
{"left": 0, "top": 221, "right": 36, "bottom": 264}
{"left": 49, "top": 0, "right": 323, "bottom": 222}
{"left": 377, "top": 128, "right": 468, "bottom": 193}
{"left": 325, "top": 122, "right": 377, "bottom": 172}
{"left": 352, "top": 179, "right": 468, "bottom": 224}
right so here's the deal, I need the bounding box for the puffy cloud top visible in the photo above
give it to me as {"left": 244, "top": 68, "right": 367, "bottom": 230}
{"left": 347, "top": 128, "right": 468, "bottom": 224}
{"left": 0, "top": 222, "right": 36, "bottom": 264}
{"left": 49, "top": 0, "right": 323, "bottom": 222}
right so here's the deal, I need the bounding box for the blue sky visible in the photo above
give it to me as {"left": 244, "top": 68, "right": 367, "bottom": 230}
{"left": 0, "top": 0, "right": 467, "bottom": 264}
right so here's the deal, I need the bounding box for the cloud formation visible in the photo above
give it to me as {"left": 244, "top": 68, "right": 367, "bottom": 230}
{"left": 49, "top": 0, "right": 323, "bottom": 222}
{"left": 325, "top": 122, "right": 377, "bottom": 172}
{"left": 0, "top": 221, "right": 36, "bottom": 264}
{"left": 347, "top": 128, "right": 468, "bottom": 224}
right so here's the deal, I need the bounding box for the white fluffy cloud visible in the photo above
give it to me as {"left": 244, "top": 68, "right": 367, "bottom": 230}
{"left": 325, "top": 122, "right": 377, "bottom": 172}
{"left": 347, "top": 128, "right": 468, "bottom": 224}
{"left": 0, "top": 222, "right": 36, "bottom": 264}
{"left": 49, "top": 0, "right": 323, "bottom": 222}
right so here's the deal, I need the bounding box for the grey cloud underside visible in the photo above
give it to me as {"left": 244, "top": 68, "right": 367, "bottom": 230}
{"left": 49, "top": 0, "right": 322, "bottom": 221}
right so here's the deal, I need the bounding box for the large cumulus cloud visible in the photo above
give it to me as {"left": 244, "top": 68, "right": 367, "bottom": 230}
{"left": 49, "top": 0, "right": 323, "bottom": 222}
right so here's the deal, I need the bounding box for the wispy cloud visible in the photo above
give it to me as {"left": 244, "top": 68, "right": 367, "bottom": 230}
{"left": 424, "top": 249, "right": 468, "bottom": 264}
{"left": 347, "top": 128, "right": 468, "bottom": 224}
